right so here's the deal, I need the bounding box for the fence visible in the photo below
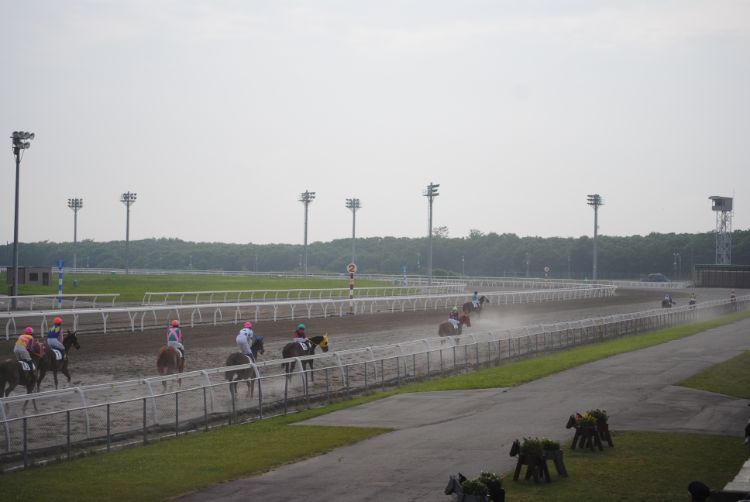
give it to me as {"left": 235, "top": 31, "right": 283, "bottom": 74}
{"left": 1, "top": 295, "right": 745, "bottom": 470}
{"left": 141, "top": 284, "right": 466, "bottom": 305}
{"left": 1, "top": 285, "right": 616, "bottom": 339}
{"left": 1, "top": 294, "right": 120, "bottom": 312}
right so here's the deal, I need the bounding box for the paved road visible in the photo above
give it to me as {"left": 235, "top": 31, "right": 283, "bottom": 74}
{"left": 174, "top": 320, "right": 750, "bottom": 502}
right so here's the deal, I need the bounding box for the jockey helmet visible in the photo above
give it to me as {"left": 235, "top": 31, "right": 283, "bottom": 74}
{"left": 474, "top": 291, "right": 477, "bottom": 295}
{"left": 171, "top": 320, "right": 180, "bottom": 327}
{"left": 244, "top": 321, "right": 253, "bottom": 329}
{"left": 24, "top": 327, "right": 33, "bottom": 335}
{"left": 297, "top": 323, "right": 305, "bottom": 330}
{"left": 53, "top": 317, "right": 63, "bottom": 325}
{"left": 452, "top": 306, "right": 458, "bottom": 312}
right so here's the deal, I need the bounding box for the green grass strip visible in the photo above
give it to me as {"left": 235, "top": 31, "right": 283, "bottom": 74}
{"left": 502, "top": 431, "right": 746, "bottom": 501}
{"left": 0, "top": 407, "right": 389, "bottom": 502}
{"left": 681, "top": 350, "right": 750, "bottom": 400}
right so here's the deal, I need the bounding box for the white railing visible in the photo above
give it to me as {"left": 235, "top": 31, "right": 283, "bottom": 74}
{"left": 141, "top": 284, "right": 465, "bottom": 305}
{"left": 0, "top": 285, "right": 616, "bottom": 339}
{"left": 0, "top": 294, "right": 120, "bottom": 312}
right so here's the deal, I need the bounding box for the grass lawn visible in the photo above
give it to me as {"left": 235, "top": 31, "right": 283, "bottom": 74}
{"left": 2, "top": 272, "right": 390, "bottom": 302}
{"left": 502, "top": 431, "right": 746, "bottom": 501}
{"left": 681, "top": 350, "right": 750, "bottom": 399}
{"left": 1, "top": 310, "right": 749, "bottom": 501}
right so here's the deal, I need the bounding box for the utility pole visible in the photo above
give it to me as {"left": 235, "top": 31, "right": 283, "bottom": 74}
{"left": 345, "top": 198, "right": 361, "bottom": 264}
{"left": 121, "top": 192, "right": 137, "bottom": 274}
{"left": 10, "top": 131, "right": 34, "bottom": 310}
{"left": 67, "top": 198, "right": 83, "bottom": 270}
{"left": 299, "top": 190, "right": 316, "bottom": 276}
{"left": 423, "top": 182, "right": 440, "bottom": 285}
{"left": 587, "top": 194, "right": 603, "bottom": 281}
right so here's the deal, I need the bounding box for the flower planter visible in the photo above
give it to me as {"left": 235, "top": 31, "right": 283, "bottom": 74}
{"left": 543, "top": 449, "right": 568, "bottom": 477}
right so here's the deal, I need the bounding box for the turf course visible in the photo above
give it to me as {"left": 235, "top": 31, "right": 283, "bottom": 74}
{"left": 1, "top": 311, "right": 749, "bottom": 501}
{"left": 681, "top": 350, "right": 750, "bottom": 400}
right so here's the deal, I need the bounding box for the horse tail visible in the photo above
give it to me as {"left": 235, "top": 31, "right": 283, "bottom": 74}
{"left": 156, "top": 347, "right": 168, "bottom": 374}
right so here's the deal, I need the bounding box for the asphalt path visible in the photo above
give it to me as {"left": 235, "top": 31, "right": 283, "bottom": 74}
{"left": 176, "top": 319, "right": 750, "bottom": 502}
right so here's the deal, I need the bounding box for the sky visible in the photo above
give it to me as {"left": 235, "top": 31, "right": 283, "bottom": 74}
{"left": 1, "top": 1, "right": 749, "bottom": 246}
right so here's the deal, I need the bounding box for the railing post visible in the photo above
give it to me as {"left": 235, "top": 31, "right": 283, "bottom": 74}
{"left": 396, "top": 355, "right": 400, "bottom": 386}
{"left": 23, "top": 417, "right": 28, "bottom": 468}
{"left": 380, "top": 359, "right": 385, "bottom": 391}
{"left": 175, "top": 392, "right": 179, "bottom": 436}
{"left": 143, "top": 398, "right": 147, "bottom": 444}
{"left": 364, "top": 361, "right": 368, "bottom": 393}
{"left": 203, "top": 387, "right": 209, "bottom": 432}
{"left": 67, "top": 410, "right": 71, "bottom": 460}
{"left": 106, "top": 404, "right": 111, "bottom": 452}
{"left": 283, "top": 374, "right": 289, "bottom": 415}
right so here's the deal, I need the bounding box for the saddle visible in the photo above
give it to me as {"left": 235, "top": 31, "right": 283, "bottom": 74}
{"left": 18, "top": 360, "right": 34, "bottom": 373}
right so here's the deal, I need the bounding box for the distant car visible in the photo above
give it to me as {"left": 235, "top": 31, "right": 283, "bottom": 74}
{"left": 642, "top": 273, "right": 670, "bottom": 282}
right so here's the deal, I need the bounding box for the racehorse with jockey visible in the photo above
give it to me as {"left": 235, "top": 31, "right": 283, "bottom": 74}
{"left": 167, "top": 320, "right": 185, "bottom": 359}
{"left": 448, "top": 307, "right": 461, "bottom": 332}
{"left": 236, "top": 321, "right": 258, "bottom": 362}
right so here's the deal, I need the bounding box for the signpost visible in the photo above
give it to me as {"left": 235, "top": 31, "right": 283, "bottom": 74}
{"left": 56, "top": 259, "right": 64, "bottom": 308}
{"left": 347, "top": 262, "right": 357, "bottom": 315}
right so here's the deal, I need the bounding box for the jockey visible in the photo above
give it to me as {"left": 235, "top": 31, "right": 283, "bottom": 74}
{"left": 14, "top": 327, "right": 36, "bottom": 373}
{"left": 47, "top": 316, "right": 65, "bottom": 357}
{"left": 730, "top": 289, "right": 737, "bottom": 302}
{"left": 448, "top": 307, "right": 460, "bottom": 330}
{"left": 294, "top": 323, "right": 308, "bottom": 347}
{"left": 236, "top": 321, "right": 256, "bottom": 362}
{"left": 167, "top": 320, "right": 184, "bottom": 358}
{"left": 471, "top": 291, "right": 479, "bottom": 309}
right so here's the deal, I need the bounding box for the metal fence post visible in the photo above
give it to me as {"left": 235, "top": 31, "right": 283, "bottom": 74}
{"left": 396, "top": 355, "right": 400, "bottom": 386}
{"left": 325, "top": 367, "right": 330, "bottom": 404}
{"left": 22, "top": 417, "right": 28, "bottom": 468}
{"left": 364, "top": 361, "right": 368, "bottom": 392}
{"left": 106, "top": 403, "right": 111, "bottom": 452}
{"left": 380, "top": 359, "right": 385, "bottom": 391}
{"left": 175, "top": 392, "right": 179, "bottom": 437}
{"left": 143, "top": 398, "right": 147, "bottom": 445}
{"left": 283, "top": 374, "right": 289, "bottom": 415}
{"left": 66, "top": 410, "right": 71, "bottom": 460}
{"left": 203, "top": 387, "right": 209, "bottom": 432}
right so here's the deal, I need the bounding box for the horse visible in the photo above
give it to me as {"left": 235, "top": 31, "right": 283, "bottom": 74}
{"left": 225, "top": 336, "right": 264, "bottom": 399}
{"left": 156, "top": 346, "right": 185, "bottom": 389}
{"left": 661, "top": 297, "right": 675, "bottom": 308}
{"left": 0, "top": 358, "right": 37, "bottom": 398}
{"left": 37, "top": 330, "right": 80, "bottom": 391}
{"left": 281, "top": 335, "right": 329, "bottom": 382}
{"left": 438, "top": 314, "right": 471, "bottom": 336}
{"left": 462, "top": 295, "right": 489, "bottom": 316}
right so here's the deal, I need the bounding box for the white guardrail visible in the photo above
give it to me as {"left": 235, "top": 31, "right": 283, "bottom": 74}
{"left": 0, "top": 296, "right": 744, "bottom": 468}
{"left": 1, "top": 285, "right": 616, "bottom": 339}
{"left": 1, "top": 294, "right": 119, "bottom": 312}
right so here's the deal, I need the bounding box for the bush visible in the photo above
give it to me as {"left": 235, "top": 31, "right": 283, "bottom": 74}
{"left": 541, "top": 438, "right": 560, "bottom": 451}
{"left": 478, "top": 471, "right": 504, "bottom": 501}
{"left": 520, "top": 437, "right": 543, "bottom": 457}
{"left": 588, "top": 409, "right": 608, "bottom": 424}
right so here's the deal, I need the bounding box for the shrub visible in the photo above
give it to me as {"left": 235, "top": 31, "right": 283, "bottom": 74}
{"left": 520, "top": 437, "right": 543, "bottom": 457}
{"left": 588, "top": 408, "right": 608, "bottom": 424}
{"left": 541, "top": 438, "right": 560, "bottom": 451}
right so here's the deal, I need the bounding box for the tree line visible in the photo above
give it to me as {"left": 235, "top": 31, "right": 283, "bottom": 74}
{"left": 2, "top": 229, "right": 748, "bottom": 280}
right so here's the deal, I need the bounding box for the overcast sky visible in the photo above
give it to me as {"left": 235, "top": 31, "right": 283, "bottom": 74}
{"left": 2, "top": 1, "right": 749, "bottom": 246}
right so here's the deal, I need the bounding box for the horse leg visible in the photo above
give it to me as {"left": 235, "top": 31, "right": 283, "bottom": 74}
{"left": 308, "top": 361, "right": 314, "bottom": 383}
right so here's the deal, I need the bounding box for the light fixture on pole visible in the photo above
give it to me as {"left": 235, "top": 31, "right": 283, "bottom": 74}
{"left": 299, "top": 190, "right": 316, "bottom": 276}
{"left": 423, "top": 182, "right": 440, "bottom": 285}
{"left": 10, "top": 131, "right": 35, "bottom": 310}
{"left": 345, "top": 198, "right": 361, "bottom": 264}
{"left": 587, "top": 194, "right": 604, "bottom": 281}
{"left": 120, "top": 192, "right": 137, "bottom": 275}
{"left": 67, "top": 198, "right": 83, "bottom": 270}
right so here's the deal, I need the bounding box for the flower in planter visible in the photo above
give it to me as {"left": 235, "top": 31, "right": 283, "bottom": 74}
{"left": 520, "top": 437, "right": 544, "bottom": 457}
{"left": 541, "top": 438, "right": 561, "bottom": 451}
{"left": 478, "top": 472, "right": 504, "bottom": 501}
{"left": 578, "top": 412, "right": 597, "bottom": 427}
{"left": 588, "top": 408, "right": 608, "bottom": 425}
{"left": 461, "top": 478, "right": 489, "bottom": 497}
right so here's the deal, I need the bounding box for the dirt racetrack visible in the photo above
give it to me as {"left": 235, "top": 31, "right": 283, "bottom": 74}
{"left": 0, "top": 288, "right": 710, "bottom": 388}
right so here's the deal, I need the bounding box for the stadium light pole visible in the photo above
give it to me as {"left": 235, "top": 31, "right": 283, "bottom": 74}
{"left": 299, "top": 190, "right": 316, "bottom": 276}
{"left": 345, "top": 198, "right": 361, "bottom": 264}
{"left": 10, "top": 131, "right": 35, "bottom": 310}
{"left": 587, "top": 194, "right": 603, "bottom": 281}
{"left": 423, "top": 182, "right": 440, "bottom": 285}
{"left": 120, "top": 192, "right": 137, "bottom": 275}
{"left": 67, "top": 198, "right": 83, "bottom": 270}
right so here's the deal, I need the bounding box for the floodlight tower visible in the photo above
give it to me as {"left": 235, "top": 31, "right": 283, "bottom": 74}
{"left": 423, "top": 182, "right": 440, "bottom": 285}
{"left": 10, "top": 131, "right": 35, "bottom": 310}
{"left": 120, "top": 192, "right": 137, "bottom": 274}
{"left": 709, "top": 196, "right": 733, "bottom": 265}
{"left": 587, "top": 194, "right": 604, "bottom": 281}
{"left": 67, "top": 198, "right": 83, "bottom": 270}
{"left": 345, "top": 198, "right": 361, "bottom": 264}
{"left": 299, "top": 190, "right": 316, "bottom": 275}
